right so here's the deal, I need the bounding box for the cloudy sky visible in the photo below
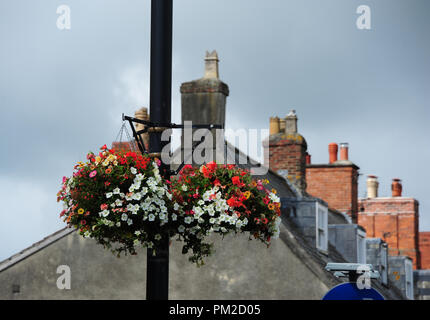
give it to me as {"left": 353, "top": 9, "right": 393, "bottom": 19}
{"left": 1, "top": 0, "right": 429, "bottom": 261}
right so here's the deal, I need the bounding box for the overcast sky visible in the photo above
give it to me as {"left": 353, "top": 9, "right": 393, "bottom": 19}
{"left": 1, "top": 0, "right": 429, "bottom": 261}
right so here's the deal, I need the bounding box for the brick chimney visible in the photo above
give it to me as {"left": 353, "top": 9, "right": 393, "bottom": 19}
{"left": 366, "top": 175, "right": 379, "bottom": 199}
{"left": 180, "top": 51, "right": 229, "bottom": 164}
{"left": 358, "top": 179, "right": 421, "bottom": 269}
{"left": 306, "top": 142, "right": 359, "bottom": 223}
{"left": 264, "top": 110, "right": 307, "bottom": 194}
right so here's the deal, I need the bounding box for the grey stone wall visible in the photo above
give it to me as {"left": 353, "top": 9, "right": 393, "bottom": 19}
{"left": 0, "top": 223, "right": 329, "bottom": 300}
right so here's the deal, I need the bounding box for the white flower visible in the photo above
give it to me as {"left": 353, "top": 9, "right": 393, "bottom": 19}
{"left": 83, "top": 231, "right": 91, "bottom": 238}
{"left": 130, "top": 167, "right": 137, "bottom": 175}
{"left": 173, "top": 203, "right": 180, "bottom": 211}
{"left": 127, "top": 219, "right": 133, "bottom": 225}
{"left": 113, "top": 188, "right": 120, "bottom": 195}
{"left": 184, "top": 216, "right": 193, "bottom": 224}
{"left": 115, "top": 199, "right": 123, "bottom": 207}
{"left": 197, "top": 200, "right": 205, "bottom": 206}
{"left": 178, "top": 225, "right": 185, "bottom": 233}
{"left": 132, "top": 193, "right": 142, "bottom": 201}
{"left": 116, "top": 222, "right": 121, "bottom": 227}
{"left": 125, "top": 193, "right": 134, "bottom": 201}
{"left": 181, "top": 184, "right": 188, "bottom": 191}
{"left": 135, "top": 231, "right": 141, "bottom": 236}
{"left": 141, "top": 187, "right": 148, "bottom": 195}
{"left": 147, "top": 241, "right": 154, "bottom": 249}
{"left": 121, "top": 213, "right": 128, "bottom": 221}
{"left": 106, "top": 192, "right": 113, "bottom": 199}
{"left": 171, "top": 213, "right": 177, "bottom": 221}
{"left": 209, "top": 218, "right": 216, "bottom": 224}
{"left": 99, "top": 210, "right": 109, "bottom": 217}
{"left": 148, "top": 214, "right": 155, "bottom": 222}
{"left": 154, "top": 234, "right": 162, "bottom": 241}
{"left": 269, "top": 192, "right": 280, "bottom": 203}
{"left": 135, "top": 173, "right": 144, "bottom": 181}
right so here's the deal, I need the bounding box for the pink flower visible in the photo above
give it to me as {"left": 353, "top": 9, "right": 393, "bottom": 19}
{"left": 89, "top": 170, "right": 97, "bottom": 178}
{"left": 100, "top": 203, "right": 108, "bottom": 210}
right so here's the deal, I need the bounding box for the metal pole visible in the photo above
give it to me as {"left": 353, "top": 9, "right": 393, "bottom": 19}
{"left": 146, "top": 0, "right": 172, "bottom": 301}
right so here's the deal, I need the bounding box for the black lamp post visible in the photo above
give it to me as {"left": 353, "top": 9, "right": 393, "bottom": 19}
{"left": 146, "top": 0, "right": 173, "bottom": 301}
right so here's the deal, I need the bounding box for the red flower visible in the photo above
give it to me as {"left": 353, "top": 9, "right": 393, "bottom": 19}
{"left": 232, "top": 176, "right": 245, "bottom": 187}
{"left": 207, "top": 161, "right": 217, "bottom": 171}
{"left": 101, "top": 144, "right": 107, "bottom": 150}
{"left": 200, "top": 166, "right": 211, "bottom": 178}
{"left": 213, "top": 179, "right": 221, "bottom": 186}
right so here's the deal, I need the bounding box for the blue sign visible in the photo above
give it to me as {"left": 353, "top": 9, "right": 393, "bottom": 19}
{"left": 322, "top": 283, "right": 385, "bottom": 300}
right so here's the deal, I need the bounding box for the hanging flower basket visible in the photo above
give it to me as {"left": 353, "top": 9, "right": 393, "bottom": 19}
{"left": 57, "top": 145, "right": 176, "bottom": 256}
{"left": 170, "top": 161, "right": 282, "bottom": 266}
{"left": 57, "top": 146, "right": 281, "bottom": 266}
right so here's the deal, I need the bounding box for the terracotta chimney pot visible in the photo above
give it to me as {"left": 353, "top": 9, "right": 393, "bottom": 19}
{"left": 328, "top": 143, "right": 338, "bottom": 164}
{"left": 392, "top": 178, "right": 402, "bottom": 197}
{"left": 306, "top": 153, "right": 311, "bottom": 165}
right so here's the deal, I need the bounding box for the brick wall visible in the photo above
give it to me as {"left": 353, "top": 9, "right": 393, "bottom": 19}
{"left": 358, "top": 197, "right": 421, "bottom": 269}
{"left": 420, "top": 232, "right": 430, "bottom": 270}
{"left": 264, "top": 133, "right": 307, "bottom": 192}
{"left": 305, "top": 164, "right": 359, "bottom": 223}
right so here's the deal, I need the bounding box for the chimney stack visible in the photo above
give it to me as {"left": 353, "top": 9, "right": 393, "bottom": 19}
{"left": 180, "top": 51, "right": 229, "bottom": 163}
{"left": 367, "top": 175, "right": 379, "bottom": 199}
{"left": 339, "top": 142, "right": 349, "bottom": 161}
{"left": 264, "top": 111, "right": 307, "bottom": 194}
{"left": 328, "top": 143, "right": 338, "bottom": 164}
{"left": 392, "top": 178, "right": 403, "bottom": 197}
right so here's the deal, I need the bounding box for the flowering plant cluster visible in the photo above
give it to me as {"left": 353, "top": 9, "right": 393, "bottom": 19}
{"left": 57, "top": 145, "right": 177, "bottom": 256}
{"left": 57, "top": 145, "right": 281, "bottom": 266}
{"left": 170, "top": 161, "right": 282, "bottom": 266}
